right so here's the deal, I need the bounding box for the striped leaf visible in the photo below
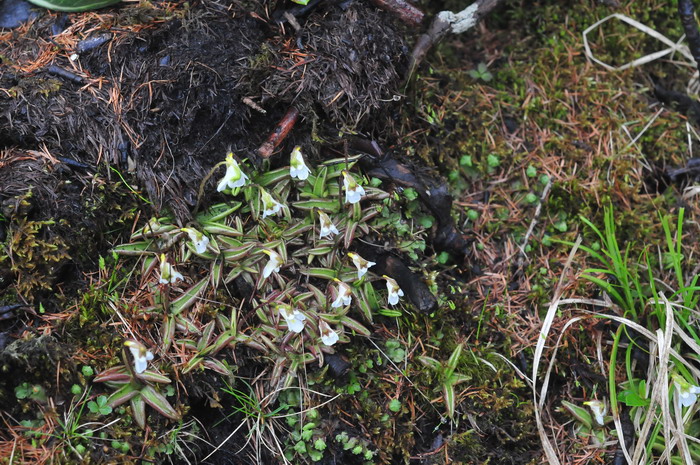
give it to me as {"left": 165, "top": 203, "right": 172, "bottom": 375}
{"left": 141, "top": 385, "right": 179, "bottom": 420}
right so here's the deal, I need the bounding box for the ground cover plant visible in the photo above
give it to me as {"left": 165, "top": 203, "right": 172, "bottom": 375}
{"left": 2, "top": 0, "right": 700, "bottom": 464}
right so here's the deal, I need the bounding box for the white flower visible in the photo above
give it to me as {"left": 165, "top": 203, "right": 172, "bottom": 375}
{"left": 262, "top": 249, "right": 283, "bottom": 279}
{"left": 318, "top": 320, "right": 339, "bottom": 346}
{"left": 159, "top": 254, "right": 184, "bottom": 284}
{"left": 383, "top": 275, "right": 404, "bottom": 305}
{"left": 217, "top": 152, "right": 248, "bottom": 192}
{"left": 331, "top": 280, "right": 352, "bottom": 308}
{"left": 674, "top": 375, "right": 700, "bottom": 408}
{"left": 584, "top": 400, "right": 606, "bottom": 426}
{"left": 260, "top": 188, "right": 284, "bottom": 219}
{"left": 277, "top": 304, "right": 306, "bottom": 333}
{"left": 348, "top": 252, "right": 375, "bottom": 280}
{"left": 342, "top": 171, "right": 366, "bottom": 204}
{"left": 318, "top": 211, "right": 339, "bottom": 239}
{"left": 181, "top": 227, "right": 209, "bottom": 254}
{"left": 124, "top": 340, "right": 154, "bottom": 374}
{"left": 290, "top": 146, "right": 311, "bottom": 180}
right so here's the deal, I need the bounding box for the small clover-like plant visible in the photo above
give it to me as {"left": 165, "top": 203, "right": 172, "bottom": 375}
{"left": 15, "top": 382, "right": 47, "bottom": 403}
{"left": 468, "top": 62, "right": 493, "bottom": 82}
{"left": 87, "top": 395, "right": 112, "bottom": 415}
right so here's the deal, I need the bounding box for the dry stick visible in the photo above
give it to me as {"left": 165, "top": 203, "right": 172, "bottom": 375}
{"left": 408, "top": 0, "right": 505, "bottom": 80}
{"left": 679, "top": 0, "right": 700, "bottom": 71}
{"left": 257, "top": 106, "right": 300, "bottom": 159}
{"left": 368, "top": 0, "right": 424, "bottom": 27}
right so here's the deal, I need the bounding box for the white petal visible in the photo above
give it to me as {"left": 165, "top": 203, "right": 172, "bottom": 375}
{"left": 128, "top": 346, "right": 141, "bottom": 361}
{"left": 171, "top": 270, "right": 184, "bottom": 283}
{"left": 287, "top": 317, "right": 305, "bottom": 333}
{"left": 290, "top": 165, "right": 310, "bottom": 180}
{"left": 134, "top": 357, "right": 148, "bottom": 374}
{"left": 216, "top": 176, "right": 229, "bottom": 192}
{"left": 194, "top": 236, "right": 209, "bottom": 254}
{"left": 230, "top": 172, "right": 248, "bottom": 189}
{"left": 388, "top": 292, "right": 399, "bottom": 305}
{"left": 319, "top": 321, "right": 339, "bottom": 346}
{"left": 346, "top": 189, "right": 362, "bottom": 204}
{"left": 321, "top": 331, "right": 339, "bottom": 346}
{"left": 263, "top": 260, "right": 279, "bottom": 278}
{"left": 680, "top": 391, "right": 697, "bottom": 408}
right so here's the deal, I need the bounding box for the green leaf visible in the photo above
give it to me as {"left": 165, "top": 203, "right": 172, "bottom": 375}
{"left": 111, "top": 241, "right": 153, "bottom": 256}
{"left": 210, "top": 260, "right": 223, "bottom": 289}
{"left": 282, "top": 219, "right": 314, "bottom": 240}
{"left": 140, "top": 385, "right": 179, "bottom": 420}
{"left": 107, "top": 383, "right": 140, "bottom": 408}
{"left": 355, "top": 294, "right": 373, "bottom": 324}
{"left": 254, "top": 167, "right": 290, "bottom": 187}
{"left": 443, "top": 383, "right": 456, "bottom": 418}
{"left": 203, "top": 358, "right": 231, "bottom": 375}
{"left": 378, "top": 308, "right": 402, "bottom": 317}
{"left": 417, "top": 356, "right": 441, "bottom": 371}
{"left": 306, "top": 268, "right": 337, "bottom": 280}
{"left": 208, "top": 329, "right": 238, "bottom": 355}
{"left": 161, "top": 315, "right": 175, "bottom": 352}
{"left": 444, "top": 344, "right": 463, "bottom": 379}
{"left": 338, "top": 316, "right": 370, "bottom": 336}
{"left": 561, "top": 400, "right": 593, "bottom": 429}
{"left": 130, "top": 394, "right": 146, "bottom": 429}
{"left": 293, "top": 199, "right": 340, "bottom": 213}
{"left": 94, "top": 366, "right": 130, "bottom": 384}
{"left": 195, "top": 202, "right": 241, "bottom": 223}
{"left": 135, "top": 369, "right": 171, "bottom": 384}
{"left": 202, "top": 221, "right": 242, "bottom": 236}
{"left": 170, "top": 278, "right": 208, "bottom": 315}
{"left": 197, "top": 321, "right": 217, "bottom": 352}
{"left": 389, "top": 398, "right": 401, "bottom": 413}
{"left": 313, "top": 166, "right": 328, "bottom": 197}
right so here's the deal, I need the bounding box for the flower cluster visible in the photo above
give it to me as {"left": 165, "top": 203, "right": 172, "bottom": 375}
{"left": 114, "top": 144, "right": 423, "bottom": 404}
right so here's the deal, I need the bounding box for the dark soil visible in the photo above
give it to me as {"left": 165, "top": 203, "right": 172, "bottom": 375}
{"left": 1, "top": 0, "right": 407, "bottom": 223}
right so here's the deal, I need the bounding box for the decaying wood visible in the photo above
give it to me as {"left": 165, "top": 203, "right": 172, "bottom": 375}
{"left": 354, "top": 243, "right": 438, "bottom": 314}
{"left": 368, "top": 0, "right": 424, "bottom": 27}
{"left": 408, "top": 0, "right": 505, "bottom": 79}
{"left": 257, "top": 106, "right": 300, "bottom": 159}
{"left": 352, "top": 138, "right": 472, "bottom": 262}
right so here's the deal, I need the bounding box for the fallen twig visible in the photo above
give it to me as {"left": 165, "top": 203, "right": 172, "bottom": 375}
{"left": 679, "top": 0, "right": 700, "bottom": 72}
{"left": 257, "top": 106, "right": 300, "bottom": 159}
{"left": 368, "top": 0, "right": 424, "bottom": 28}
{"left": 47, "top": 64, "right": 84, "bottom": 84}
{"left": 407, "top": 0, "right": 505, "bottom": 79}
